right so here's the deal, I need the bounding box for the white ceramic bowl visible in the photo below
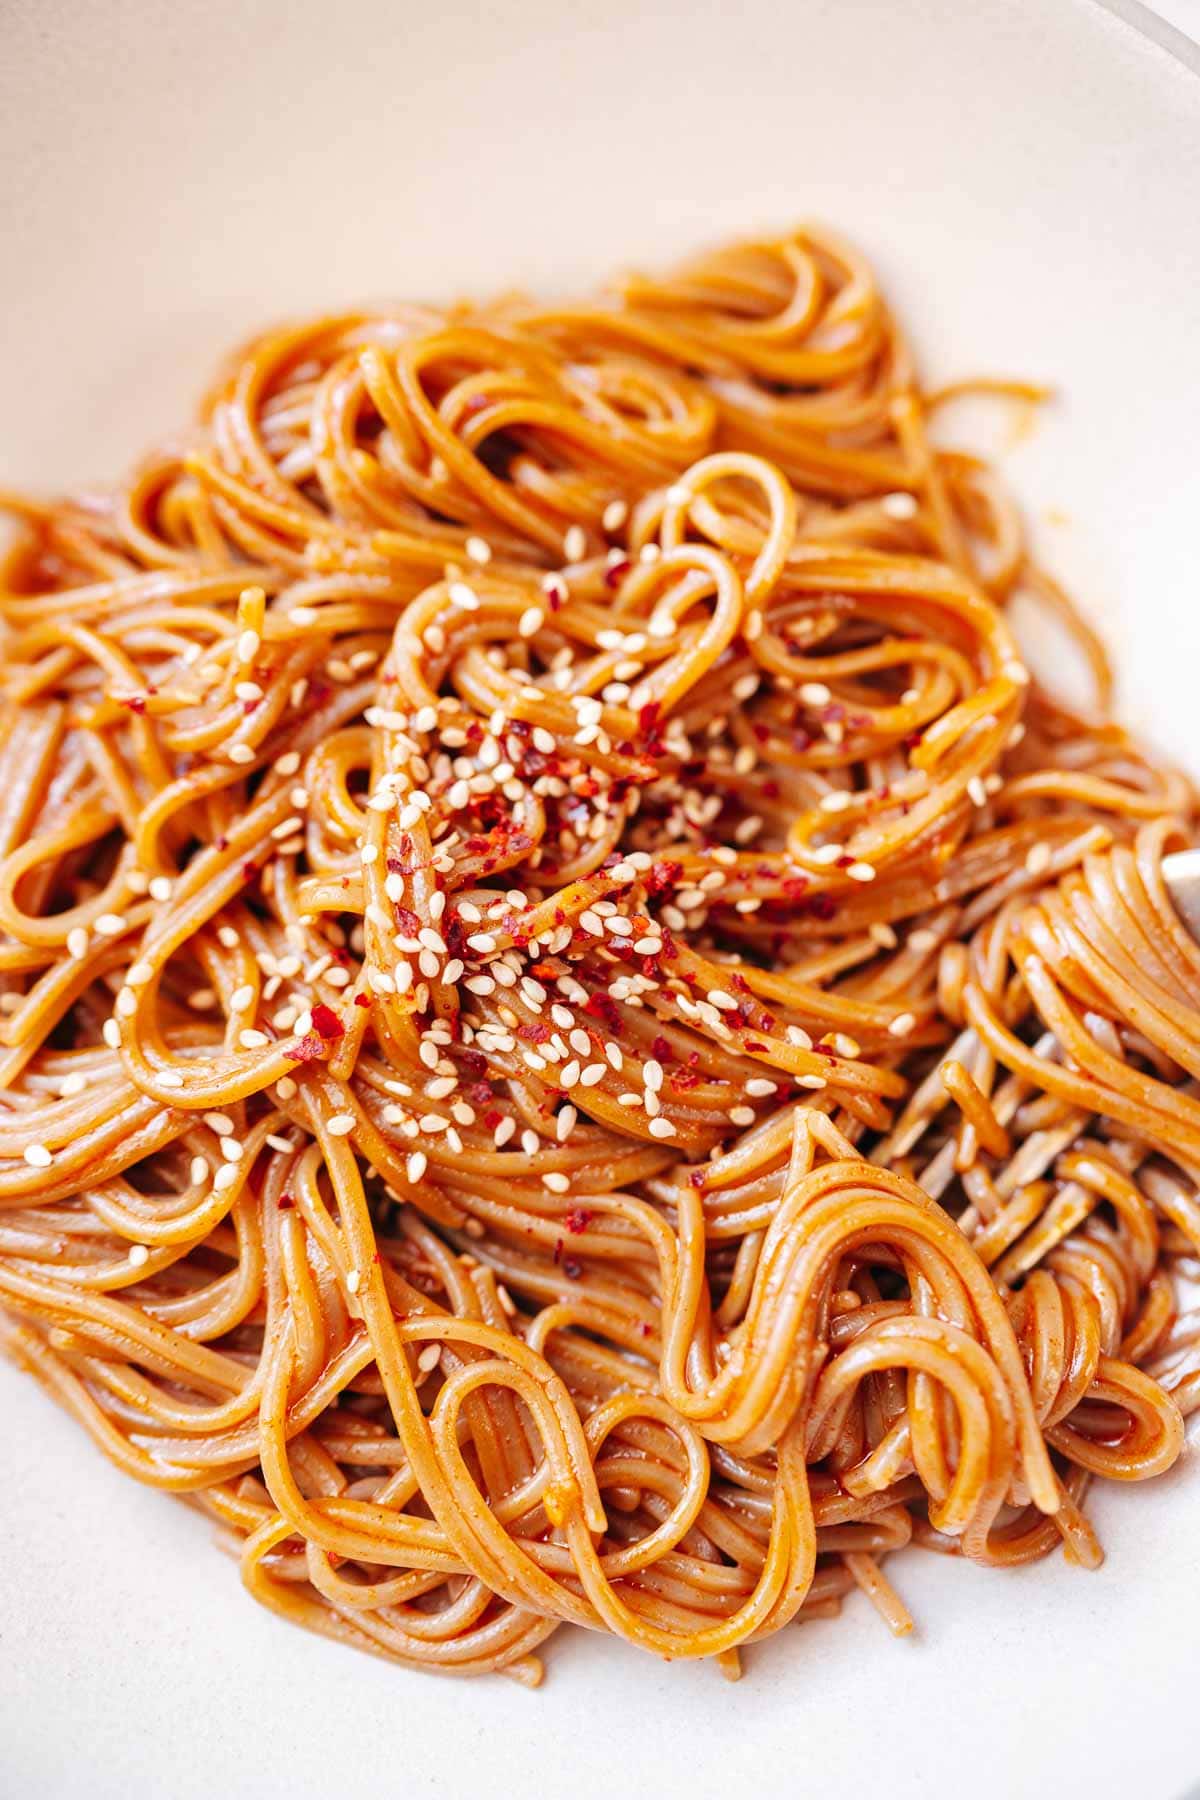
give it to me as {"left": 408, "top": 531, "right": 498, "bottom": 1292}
{"left": 1, "top": 4, "right": 1198, "bottom": 1797}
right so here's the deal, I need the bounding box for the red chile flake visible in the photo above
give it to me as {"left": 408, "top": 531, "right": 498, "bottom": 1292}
{"left": 352, "top": 993, "right": 372, "bottom": 1009}
{"left": 651, "top": 1035, "right": 672, "bottom": 1063}
{"left": 565, "top": 1208, "right": 594, "bottom": 1234}
{"left": 310, "top": 1003, "right": 344, "bottom": 1041}
{"left": 120, "top": 695, "right": 147, "bottom": 714}
{"left": 277, "top": 1194, "right": 295, "bottom": 1210}
{"left": 644, "top": 859, "right": 682, "bottom": 897}
{"left": 393, "top": 905, "right": 421, "bottom": 936}
{"left": 603, "top": 557, "right": 631, "bottom": 588}
{"left": 289, "top": 1033, "right": 326, "bottom": 1063}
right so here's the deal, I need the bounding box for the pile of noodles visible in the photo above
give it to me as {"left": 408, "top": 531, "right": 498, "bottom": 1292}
{"left": 0, "top": 226, "right": 1197, "bottom": 1686}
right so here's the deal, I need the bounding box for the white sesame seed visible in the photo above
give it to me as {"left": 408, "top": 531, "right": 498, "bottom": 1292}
{"left": 214, "top": 1164, "right": 240, "bottom": 1191}
{"left": 228, "top": 743, "right": 255, "bottom": 765}
{"left": 729, "top": 1106, "right": 756, "bottom": 1127}
{"left": 406, "top": 1150, "right": 428, "bottom": 1182}
{"left": 967, "top": 776, "right": 988, "bottom": 808}
{"left": 1025, "top": 843, "right": 1052, "bottom": 875}
{"left": 158, "top": 1069, "right": 184, "bottom": 1089}
{"left": 127, "top": 1243, "right": 149, "bottom": 1267}
{"left": 102, "top": 1019, "right": 121, "bottom": 1049}
{"left": 66, "top": 926, "right": 89, "bottom": 960}
{"left": 889, "top": 1013, "right": 917, "bottom": 1038}
{"left": 880, "top": 491, "right": 918, "bottom": 519}
{"left": 23, "top": 1143, "right": 53, "bottom": 1168}
{"left": 465, "top": 535, "right": 492, "bottom": 565}
{"left": 239, "top": 1029, "right": 270, "bottom": 1049}
{"left": 563, "top": 525, "right": 587, "bottom": 562}
{"left": 602, "top": 499, "right": 628, "bottom": 531}
{"left": 94, "top": 913, "right": 127, "bottom": 937}
{"left": 648, "top": 1117, "right": 676, "bottom": 1139}
{"left": 846, "top": 862, "right": 876, "bottom": 883}
{"left": 543, "top": 1171, "right": 570, "bottom": 1193}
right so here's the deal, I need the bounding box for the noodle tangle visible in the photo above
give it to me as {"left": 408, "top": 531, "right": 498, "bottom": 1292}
{"left": 0, "top": 225, "right": 1196, "bottom": 1684}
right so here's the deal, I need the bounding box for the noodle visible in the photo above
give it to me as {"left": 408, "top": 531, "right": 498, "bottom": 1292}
{"left": 0, "top": 224, "right": 1196, "bottom": 1685}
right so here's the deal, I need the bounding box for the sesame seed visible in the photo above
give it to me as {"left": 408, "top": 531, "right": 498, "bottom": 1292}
{"left": 102, "top": 1019, "right": 121, "bottom": 1049}
{"left": 800, "top": 683, "right": 832, "bottom": 706}
{"left": 563, "top": 525, "right": 587, "bottom": 562}
{"left": 465, "top": 535, "right": 492, "bottom": 565}
{"left": 66, "top": 927, "right": 89, "bottom": 959}
{"left": 745, "top": 1078, "right": 777, "bottom": 1097}
{"left": 228, "top": 743, "right": 255, "bottom": 765}
{"left": 94, "top": 913, "right": 127, "bottom": 937}
{"left": 128, "top": 1244, "right": 150, "bottom": 1267}
{"left": 158, "top": 1069, "right": 184, "bottom": 1089}
{"left": 214, "top": 1164, "right": 240, "bottom": 1191}
{"left": 880, "top": 491, "right": 918, "bottom": 519}
{"left": 276, "top": 1076, "right": 297, "bottom": 1100}
{"left": 23, "top": 1143, "right": 53, "bottom": 1168}
{"left": 406, "top": 1151, "right": 428, "bottom": 1182}
{"left": 543, "top": 1171, "right": 570, "bottom": 1193}
{"left": 59, "top": 1072, "right": 87, "bottom": 1097}
{"left": 602, "top": 499, "right": 628, "bottom": 531}
{"left": 1026, "top": 843, "right": 1052, "bottom": 875}
{"left": 648, "top": 1117, "right": 676, "bottom": 1139}
{"left": 729, "top": 1106, "right": 756, "bottom": 1127}
{"left": 846, "top": 862, "right": 876, "bottom": 883}
{"left": 220, "top": 1138, "right": 244, "bottom": 1163}
{"left": 967, "top": 776, "right": 988, "bottom": 807}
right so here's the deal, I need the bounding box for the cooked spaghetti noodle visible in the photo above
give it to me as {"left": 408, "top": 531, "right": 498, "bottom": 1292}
{"left": 0, "top": 225, "right": 1196, "bottom": 1684}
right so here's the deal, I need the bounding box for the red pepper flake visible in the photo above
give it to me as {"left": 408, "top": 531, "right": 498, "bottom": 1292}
{"left": 584, "top": 991, "right": 622, "bottom": 1034}
{"left": 644, "top": 859, "right": 682, "bottom": 897}
{"left": 311, "top": 1003, "right": 344, "bottom": 1041}
{"left": 289, "top": 1033, "right": 326, "bottom": 1063}
{"left": 651, "top": 1034, "right": 672, "bottom": 1063}
{"left": 393, "top": 905, "right": 420, "bottom": 936}
{"left": 119, "top": 695, "right": 147, "bottom": 714}
{"left": 277, "top": 1193, "right": 295, "bottom": 1210}
{"left": 565, "top": 1207, "right": 594, "bottom": 1234}
{"left": 604, "top": 557, "right": 630, "bottom": 588}
{"left": 353, "top": 993, "right": 372, "bottom": 1009}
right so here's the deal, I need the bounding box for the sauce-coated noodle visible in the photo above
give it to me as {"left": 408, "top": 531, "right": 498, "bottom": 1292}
{"left": 0, "top": 227, "right": 1196, "bottom": 1683}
